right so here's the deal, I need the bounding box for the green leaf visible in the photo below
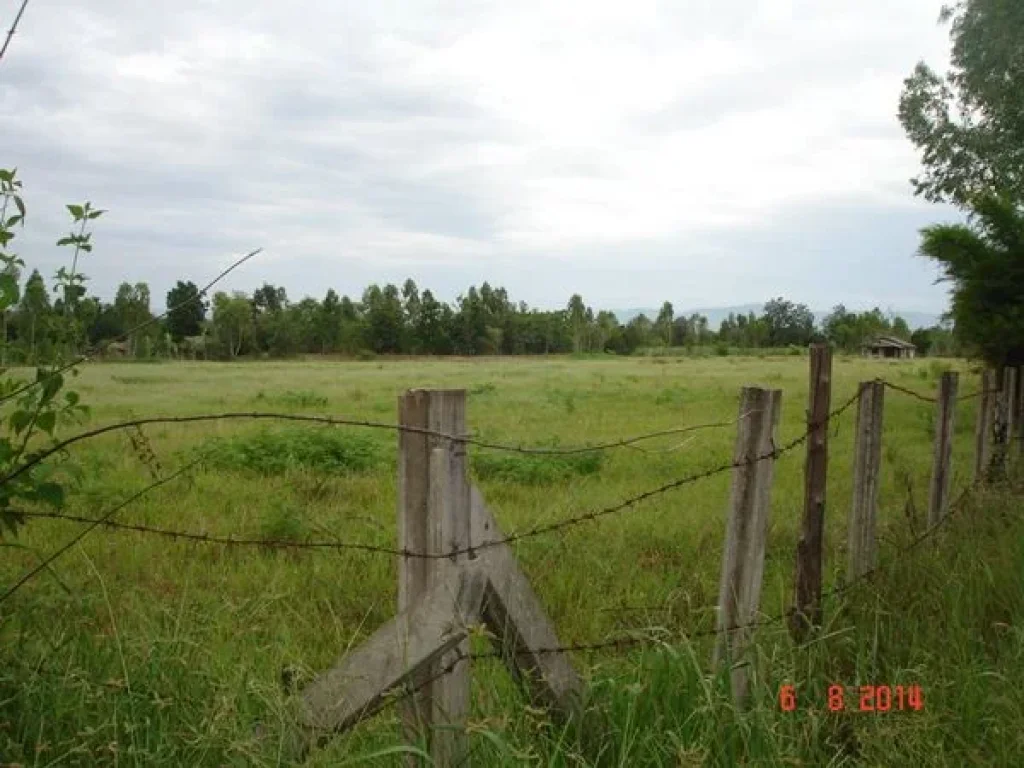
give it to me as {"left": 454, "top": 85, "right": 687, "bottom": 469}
{"left": 34, "top": 482, "right": 65, "bottom": 509}
{"left": 36, "top": 411, "right": 56, "bottom": 435}
{"left": 56, "top": 237, "right": 75, "bottom": 247}
{"left": 0, "top": 274, "right": 19, "bottom": 309}
{"left": 9, "top": 410, "right": 32, "bottom": 435}
{"left": 39, "top": 371, "right": 64, "bottom": 403}
{"left": 0, "top": 169, "right": 12, "bottom": 182}
{"left": 13, "top": 195, "right": 25, "bottom": 219}
{"left": 66, "top": 204, "right": 84, "bottom": 220}
{"left": 0, "top": 231, "right": 12, "bottom": 248}
{"left": 5, "top": 215, "right": 22, "bottom": 228}
{"left": 87, "top": 209, "right": 106, "bottom": 219}
{"left": 64, "top": 391, "right": 80, "bottom": 406}
{"left": 79, "top": 243, "right": 93, "bottom": 252}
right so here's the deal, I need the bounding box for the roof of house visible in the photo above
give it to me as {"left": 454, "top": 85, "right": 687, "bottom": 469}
{"left": 863, "top": 335, "right": 916, "bottom": 350}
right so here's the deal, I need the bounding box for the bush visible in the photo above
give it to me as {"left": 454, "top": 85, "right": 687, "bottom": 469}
{"left": 199, "top": 427, "right": 382, "bottom": 475}
{"left": 472, "top": 451, "right": 603, "bottom": 485}
{"left": 254, "top": 389, "right": 328, "bottom": 409}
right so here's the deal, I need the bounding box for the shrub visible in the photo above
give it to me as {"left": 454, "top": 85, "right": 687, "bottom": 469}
{"left": 199, "top": 427, "right": 382, "bottom": 475}
{"left": 259, "top": 501, "right": 309, "bottom": 544}
{"left": 254, "top": 389, "right": 328, "bottom": 409}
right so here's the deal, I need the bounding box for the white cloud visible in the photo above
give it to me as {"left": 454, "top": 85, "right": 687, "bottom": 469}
{"left": 1, "top": 0, "right": 956, "bottom": 314}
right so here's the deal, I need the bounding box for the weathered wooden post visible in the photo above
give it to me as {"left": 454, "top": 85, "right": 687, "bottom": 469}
{"left": 848, "top": 381, "right": 884, "bottom": 581}
{"left": 300, "top": 387, "right": 581, "bottom": 764}
{"left": 1011, "top": 366, "right": 1019, "bottom": 456}
{"left": 997, "top": 367, "right": 1018, "bottom": 471}
{"left": 398, "top": 389, "right": 471, "bottom": 766}
{"left": 973, "top": 370, "right": 997, "bottom": 483}
{"left": 790, "top": 344, "right": 832, "bottom": 640}
{"left": 928, "top": 372, "right": 958, "bottom": 527}
{"left": 714, "top": 386, "right": 781, "bottom": 704}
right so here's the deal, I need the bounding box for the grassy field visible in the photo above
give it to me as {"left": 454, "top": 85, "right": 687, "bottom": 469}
{"left": 1, "top": 353, "right": 1022, "bottom": 766}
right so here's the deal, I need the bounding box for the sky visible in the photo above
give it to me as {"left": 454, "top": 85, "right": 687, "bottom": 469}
{"left": 2, "top": 0, "right": 962, "bottom": 316}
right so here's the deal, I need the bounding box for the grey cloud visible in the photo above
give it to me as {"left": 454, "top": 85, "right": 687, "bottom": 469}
{"left": 1, "top": 0, "right": 956, "bottom": 316}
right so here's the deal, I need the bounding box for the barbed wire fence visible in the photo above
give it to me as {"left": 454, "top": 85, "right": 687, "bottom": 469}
{"left": 0, "top": 341, "right": 1018, "bottom": 764}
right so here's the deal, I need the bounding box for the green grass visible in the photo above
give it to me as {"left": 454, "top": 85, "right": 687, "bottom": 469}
{"left": 0, "top": 354, "right": 1020, "bottom": 765}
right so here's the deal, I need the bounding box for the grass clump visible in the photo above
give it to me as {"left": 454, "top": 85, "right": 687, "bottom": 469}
{"left": 472, "top": 450, "right": 603, "bottom": 485}
{"left": 254, "top": 389, "right": 329, "bottom": 409}
{"left": 199, "top": 427, "right": 381, "bottom": 475}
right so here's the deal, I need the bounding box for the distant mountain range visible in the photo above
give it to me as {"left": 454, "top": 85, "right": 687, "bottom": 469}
{"left": 607, "top": 305, "right": 943, "bottom": 331}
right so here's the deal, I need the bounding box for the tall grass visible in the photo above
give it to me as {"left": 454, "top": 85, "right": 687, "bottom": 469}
{"left": 0, "top": 355, "right": 1015, "bottom": 765}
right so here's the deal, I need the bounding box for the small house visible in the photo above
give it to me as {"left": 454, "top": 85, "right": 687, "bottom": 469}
{"left": 862, "top": 336, "right": 916, "bottom": 360}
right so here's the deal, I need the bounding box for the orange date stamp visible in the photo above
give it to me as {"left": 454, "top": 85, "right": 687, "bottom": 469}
{"left": 779, "top": 684, "right": 924, "bottom": 712}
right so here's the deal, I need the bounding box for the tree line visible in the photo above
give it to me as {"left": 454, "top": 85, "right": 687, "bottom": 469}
{"left": 0, "top": 270, "right": 957, "bottom": 362}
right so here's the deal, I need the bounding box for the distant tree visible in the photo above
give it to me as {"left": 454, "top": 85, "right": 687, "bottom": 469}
{"left": 567, "top": 294, "right": 587, "bottom": 353}
{"left": 898, "top": 0, "right": 1024, "bottom": 207}
{"left": 113, "top": 282, "right": 155, "bottom": 356}
{"left": 16, "top": 269, "right": 51, "bottom": 362}
{"left": 890, "top": 315, "right": 912, "bottom": 340}
{"left": 165, "top": 280, "right": 206, "bottom": 341}
{"left": 211, "top": 291, "right": 253, "bottom": 358}
{"left": 762, "top": 297, "right": 815, "bottom": 347}
{"left": 361, "top": 283, "right": 404, "bottom": 353}
{"left": 655, "top": 301, "right": 674, "bottom": 346}
{"left": 316, "top": 288, "right": 342, "bottom": 353}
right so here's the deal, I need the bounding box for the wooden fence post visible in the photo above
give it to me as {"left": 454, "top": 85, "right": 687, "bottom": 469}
{"left": 928, "top": 372, "right": 958, "bottom": 527}
{"left": 848, "top": 380, "right": 884, "bottom": 581}
{"left": 998, "top": 367, "right": 1018, "bottom": 469}
{"left": 974, "top": 370, "right": 997, "bottom": 483}
{"left": 714, "top": 386, "right": 781, "bottom": 704}
{"left": 398, "top": 389, "right": 470, "bottom": 766}
{"left": 790, "top": 344, "right": 832, "bottom": 641}
{"left": 1016, "top": 366, "right": 1024, "bottom": 458}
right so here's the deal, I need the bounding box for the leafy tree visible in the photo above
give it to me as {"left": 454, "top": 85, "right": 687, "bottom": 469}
{"left": 655, "top": 302, "right": 674, "bottom": 347}
{"left": 567, "top": 294, "right": 587, "bottom": 353}
{"left": 898, "top": 0, "right": 1024, "bottom": 207}
{"left": 16, "top": 268, "right": 51, "bottom": 363}
{"left": 165, "top": 280, "right": 206, "bottom": 341}
{"left": 211, "top": 291, "right": 252, "bottom": 358}
{"left": 361, "top": 284, "right": 404, "bottom": 353}
{"left": 918, "top": 194, "right": 1024, "bottom": 367}
{"left": 762, "top": 297, "right": 816, "bottom": 347}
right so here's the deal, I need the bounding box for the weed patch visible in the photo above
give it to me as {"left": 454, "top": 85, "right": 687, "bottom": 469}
{"left": 198, "top": 427, "right": 382, "bottom": 475}
{"left": 254, "top": 389, "right": 329, "bottom": 409}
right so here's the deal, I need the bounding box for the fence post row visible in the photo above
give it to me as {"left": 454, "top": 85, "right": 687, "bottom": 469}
{"left": 714, "top": 386, "right": 782, "bottom": 704}
{"left": 928, "top": 372, "right": 959, "bottom": 527}
{"left": 790, "top": 343, "right": 832, "bottom": 641}
{"left": 848, "top": 380, "right": 884, "bottom": 581}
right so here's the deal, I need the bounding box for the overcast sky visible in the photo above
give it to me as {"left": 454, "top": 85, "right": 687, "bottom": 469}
{"left": 2, "top": 0, "right": 960, "bottom": 315}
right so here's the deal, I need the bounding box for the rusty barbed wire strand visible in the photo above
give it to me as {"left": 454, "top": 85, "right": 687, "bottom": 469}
{"left": 0, "top": 248, "right": 262, "bottom": 408}
{"left": 458, "top": 482, "right": 976, "bottom": 664}
{"left": 0, "top": 411, "right": 751, "bottom": 492}
{"left": 0, "top": 453, "right": 205, "bottom": 605}
{"left": 876, "top": 380, "right": 939, "bottom": 404}
{"left": 14, "top": 389, "right": 863, "bottom": 566}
